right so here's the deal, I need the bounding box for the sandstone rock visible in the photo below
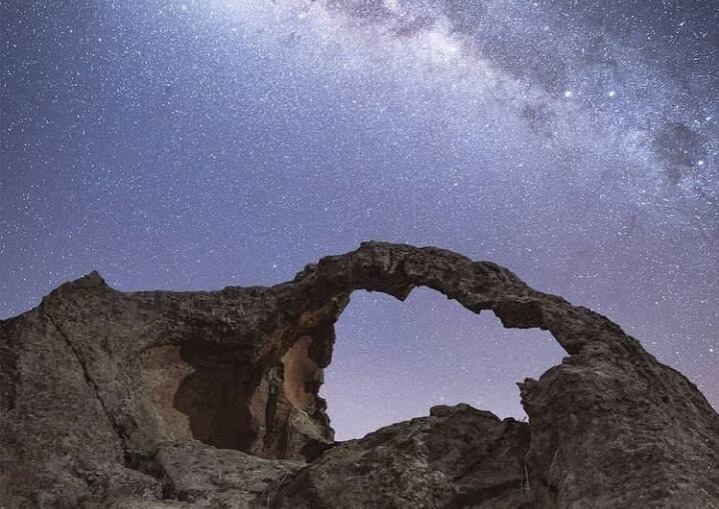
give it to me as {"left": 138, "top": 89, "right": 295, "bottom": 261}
{"left": 0, "top": 242, "right": 717, "bottom": 508}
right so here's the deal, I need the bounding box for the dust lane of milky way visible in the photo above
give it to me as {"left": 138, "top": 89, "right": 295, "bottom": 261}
{"left": 1, "top": 0, "right": 717, "bottom": 439}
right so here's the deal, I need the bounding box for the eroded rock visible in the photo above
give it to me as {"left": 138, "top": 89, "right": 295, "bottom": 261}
{"left": 155, "top": 441, "right": 302, "bottom": 507}
{"left": 0, "top": 241, "right": 717, "bottom": 508}
{"left": 267, "top": 404, "right": 531, "bottom": 508}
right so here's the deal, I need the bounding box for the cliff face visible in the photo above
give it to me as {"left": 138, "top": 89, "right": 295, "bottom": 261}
{"left": 1, "top": 241, "right": 717, "bottom": 508}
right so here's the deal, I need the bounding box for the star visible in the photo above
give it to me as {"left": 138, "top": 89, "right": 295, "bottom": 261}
{"left": 2, "top": 0, "right": 717, "bottom": 439}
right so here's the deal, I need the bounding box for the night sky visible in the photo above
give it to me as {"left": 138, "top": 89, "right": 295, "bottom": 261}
{"left": 2, "top": 0, "right": 717, "bottom": 440}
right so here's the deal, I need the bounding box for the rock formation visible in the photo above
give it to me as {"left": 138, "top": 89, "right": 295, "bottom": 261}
{"left": 0, "top": 241, "right": 717, "bottom": 508}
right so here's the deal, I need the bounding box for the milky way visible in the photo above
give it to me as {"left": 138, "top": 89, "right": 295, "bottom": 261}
{"left": 2, "top": 0, "right": 718, "bottom": 439}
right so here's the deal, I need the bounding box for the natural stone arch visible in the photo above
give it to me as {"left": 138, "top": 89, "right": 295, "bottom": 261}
{"left": 258, "top": 240, "right": 636, "bottom": 366}
{"left": 223, "top": 242, "right": 640, "bottom": 454}
{"left": 3, "top": 241, "right": 717, "bottom": 507}
{"left": 245, "top": 241, "right": 639, "bottom": 447}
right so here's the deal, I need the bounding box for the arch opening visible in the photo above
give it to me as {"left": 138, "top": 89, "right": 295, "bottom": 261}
{"left": 321, "top": 288, "right": 566, "bottom": 440}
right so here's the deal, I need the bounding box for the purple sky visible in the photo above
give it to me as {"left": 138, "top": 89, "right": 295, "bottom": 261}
{"left": 2, "top": 0, "right": 717, "bottom": 439}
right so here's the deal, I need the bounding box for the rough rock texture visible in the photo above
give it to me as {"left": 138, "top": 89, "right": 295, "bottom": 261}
{"left": 267, "top": 404, "right": 532, "bottom": 508}
{"left": 1, "top": 241, "right": 718, "bottom": 508}
{"left": 153, "top": 441, "right": 301, "bottom": 507}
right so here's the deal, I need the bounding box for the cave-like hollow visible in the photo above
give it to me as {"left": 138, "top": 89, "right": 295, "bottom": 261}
{"left": 139, "top": 336, "right": 331, "bottom": 457}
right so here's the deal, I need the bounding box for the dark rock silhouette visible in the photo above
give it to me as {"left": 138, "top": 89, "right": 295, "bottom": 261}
{"left": 1, "top": 242, "right": 717, "bottom": 508}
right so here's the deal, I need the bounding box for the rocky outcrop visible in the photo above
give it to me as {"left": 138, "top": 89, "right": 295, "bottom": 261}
{"left": 267, "top": 404, "right": 532, "bottom": 508}
{"left": 1, "top": 241, "right": 718, "bottom": 508}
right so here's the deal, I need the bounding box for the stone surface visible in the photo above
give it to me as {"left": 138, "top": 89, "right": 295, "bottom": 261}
{"left": 1, "top": 241, "right": 718, "bottom": 508}
{"left": 267, "top": 404, "right": 532, "bottom": 509}
{"left": 155, "top": 440, "right": 302, "bottom": 508}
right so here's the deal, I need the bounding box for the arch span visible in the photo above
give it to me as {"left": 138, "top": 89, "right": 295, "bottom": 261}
{"left": 252, "top": 241, "right": 640, "bottom": 385}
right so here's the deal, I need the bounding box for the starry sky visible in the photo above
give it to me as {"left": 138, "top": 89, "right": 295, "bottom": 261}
{"left": 1, "top": 0, "right": 718, "bottom": 440}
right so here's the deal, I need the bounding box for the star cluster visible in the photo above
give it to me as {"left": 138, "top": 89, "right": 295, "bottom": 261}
{"left": 1, "top": 0, "right": 717, "bottom": 439}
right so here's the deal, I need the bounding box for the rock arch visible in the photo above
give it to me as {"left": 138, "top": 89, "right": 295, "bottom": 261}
{"left": 241, "top": 241, "right": 643, "bottom": 459}
{"left": 2, "top": 241, "right": 717, "bottom": 507}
